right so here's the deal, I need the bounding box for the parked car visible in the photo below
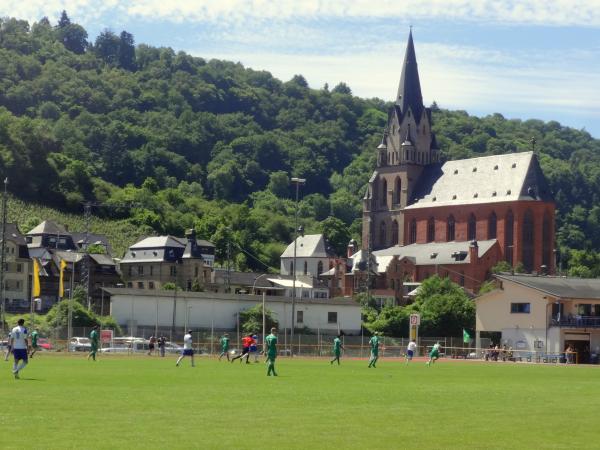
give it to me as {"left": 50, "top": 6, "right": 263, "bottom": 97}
{"left": 69, "top": 337, "right": 91, "bottom": 352}
{"left": 38, "top": 338, "right": 53, "bottom": 351}
{"left": 100, "top": 346, "right": 133, "bottom": 353}
{"left": 163, "top": 342, "right": 183, "bottom": 354}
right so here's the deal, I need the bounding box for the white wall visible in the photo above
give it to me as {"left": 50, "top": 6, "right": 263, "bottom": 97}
{"left": 110, "top": 291, "right": 362, "bottom": 334}
{"left": 280, "top": 257, "right": 329, "bottom": 277}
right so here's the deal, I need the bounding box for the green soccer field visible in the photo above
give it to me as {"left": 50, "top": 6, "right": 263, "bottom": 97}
{"left": 1, "top": 354, "right": 599, "bottom": 449}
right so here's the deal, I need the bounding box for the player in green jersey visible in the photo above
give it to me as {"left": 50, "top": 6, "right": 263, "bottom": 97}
{"left": 29, "top": 329, "right": 39, "bottom": 358}
{"left": 265, "top": 328, "right": 278, "bottom": 376}
{"left": 426, "top": 342, "right": 441, "bottom": 366}
{"left": 368, "top": 333, "right": 380, "bottom": 368}
{"left": 218, "top": 333, "right": 230, "bottom": 361}
{"left": 88, "top": 325, "right": 99, "bottom": 361}
{"left": 330, "top": 334, "right": 344, "bottom": 365}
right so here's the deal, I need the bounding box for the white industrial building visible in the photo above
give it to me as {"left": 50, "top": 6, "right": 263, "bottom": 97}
{"left": 105, "top": 288, "right": 362, "bottom": 335}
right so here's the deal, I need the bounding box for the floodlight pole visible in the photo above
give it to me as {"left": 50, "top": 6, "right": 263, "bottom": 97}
{"left": 0, "top": 178, "right": 7, "bottom": 335}
{"left": 290, "top": 177, "right": 305, "bottom": 357}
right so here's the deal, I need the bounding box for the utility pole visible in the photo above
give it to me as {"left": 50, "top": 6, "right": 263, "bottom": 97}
{"left": 81, "top": 202, "right": 92, "bottom": 309}
{"left": 0, "top": 178, "right": 7, "bottom": 335}
{"left": 290, "top": 177, "right": 306, "bottom": 357}
{"left": 226, "top": 230, "right": 231, "bottom": 293}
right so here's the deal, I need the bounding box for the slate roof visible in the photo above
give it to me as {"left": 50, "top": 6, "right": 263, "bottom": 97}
{"left": 495, "top": 274, "right": 600, "bottom": 299}
{"left": 405, "top": 152, "right": 554, "bottom": 209}
{"left": 372, "top": 239, "right": 498, "bottom": 270}
{"left": 395, "top": 30, "right": 424, "bottom": 122}
{"left": 281, "top": 234, "right": 332, "bottom": 258}
{"left": 90, "top": 253, "right": 116, "bottom": 266}
{"left": 130, "top": 236, "right": 186, "bottom": 249}
{"left": 27, "top": 220, "right": 70, "bottom": 236}
{"left": 71, "top": 232, "right": 113, "bottom": 254}
{"left": 1, "top": 223, "right": 27, "bottom": 245}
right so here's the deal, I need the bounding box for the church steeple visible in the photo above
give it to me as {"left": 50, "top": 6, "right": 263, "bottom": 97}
{"left": 396, "top": 29, "right": 423, "bottom": 121}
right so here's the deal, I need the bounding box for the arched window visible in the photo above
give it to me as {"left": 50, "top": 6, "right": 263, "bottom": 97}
{"left": 391, "top": 220, "right": 399, "bottom": 245}
{"left": 505, "top": 210, "right": 514, "bottom": 265}
{"left": 467, "top": 213, "right": 476, "bottom": 241}
{"left": 379, "top": 221, "right": 386, "bottom": 247}
{"left": 317, "top": 261, "right": 323, "bottom": 275}
{"left": 303, "top": 261, "right": 308, "bottom": 275}
{"left": 409, "top": 219, "right": 417, "bottom": 244}
{"left": 542, "top": 211, "right": 552, "bottom": 269}
{"left": 427, "top": 217, "right": 435, "bottom": 242}
{"left": 381, "top": 178, "right": 387, "bottom": 207}
{"left": 290, "top": 261, "right": 294, "bottom": 274}
{"left": 488, "top": 211, "right": 497, "bottom": 239}
{"left": 446, "top": 215, "right": 455, "bottom": 241}
{"left": 522, "top": 209, "right": 534, "bottom": 272}
{"left": 394, "top": 177, "right": 402, "bottom": 205}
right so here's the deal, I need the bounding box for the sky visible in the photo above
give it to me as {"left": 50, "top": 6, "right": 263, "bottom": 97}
{"left": 3, "top": 1, "right": 600, "bottom": 137}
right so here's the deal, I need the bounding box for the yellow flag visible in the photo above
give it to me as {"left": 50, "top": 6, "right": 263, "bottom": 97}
{"left": 59, "top": 259, "right": 67, "bottom": 299}
{"left": 32, "top": 258, "right": 41, "bottom": 298}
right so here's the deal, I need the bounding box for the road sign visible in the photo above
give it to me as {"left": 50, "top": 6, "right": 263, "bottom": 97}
{"left": 410, "top": 314, "right": 421, "bottom": 326}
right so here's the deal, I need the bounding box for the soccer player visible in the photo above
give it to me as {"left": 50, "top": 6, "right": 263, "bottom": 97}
{"left": 176, "top": 330, "right": 195, "bottom": 367}
{"left": 218, "top": 333, "right": 230, "bottom": 361}
{"left": 231, "top": 334, "right": 253, "bottom": 364}
{"left": 368, "top": 332, "right": 380, "bottom": 368}
{"left": 88, "top": 325, "right": 99, "bottom": 361}
{"left": 10, "top": 319, "right": 29, "bottom": 379}
{"left": 427, "top": 342, "right": 442, "bottom": 366}
{"left": 158, "top": 335, "right": 166, "bottom": 357}
{"left": 250, "top": 334, "right": 260, "bottom": 363}
{"left": 4, "top": 330, "right": 12, "bottom": 361}
{"left": 148, "top": 335, "right": 156, "bottom": 356}
{"left": 330, "top": 334, "right": 344, "bottom": 365}
{"left": 29, "top": 329, "right": 40, "bottom": 359}
{"left": 265, "top": 327, "right": 278, "bottom": 376}
{"left": 405, "top": 338, "right": 417, "bottom": 364}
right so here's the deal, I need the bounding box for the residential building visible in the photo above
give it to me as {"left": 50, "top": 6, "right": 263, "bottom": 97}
{"left": 120, "top": 230, "right": 214, "bottom": 291}
{"left": 361, "top": 31, "right": 555, "bottom": 290}
{"left": 1, "top": 224, "right": 32, "bottom": 313}
{"left": 476, "top": 274, "right": 600, "bottom": 363}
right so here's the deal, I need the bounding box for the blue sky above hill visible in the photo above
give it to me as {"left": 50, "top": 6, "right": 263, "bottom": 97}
{"left": 3, "top": 1, "right": 600, "bottom": 137}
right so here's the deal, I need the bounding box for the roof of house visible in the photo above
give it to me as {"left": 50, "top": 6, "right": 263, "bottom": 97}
{"left": 281, "top": 234, "right": 332, "bottom": 258}
{"left": 405, "top": 152, "right": 554, "bottom": 209}
{"left": 89, "top": 253, "right": 116, "bottom": 266}
{"left": 71, "top": 232, "right": 113, "bottom": 254}
{"left": 1, "top": 223, "right": 27, "bottom": 245}
{"left": 27, "top": 220, "right": 70, "bottom": 236}
{"left": 130, "top": 236, "right": 186, "bottom": 250}
{"left": 53, "top": 250, "right": 84, "bottom": 264}
{"left": 495, "top": 274, "right": 600, "bottom": 299}
{"left": 370, "top": 239, "right": 498, "bottom": 270}
{"left": 211, "top": 270, "right": 274, "bottom": 288}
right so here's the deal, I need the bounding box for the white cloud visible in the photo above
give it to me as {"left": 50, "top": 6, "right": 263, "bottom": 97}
{"left": 3, "top": 0, "right": 600, "bottom": 27}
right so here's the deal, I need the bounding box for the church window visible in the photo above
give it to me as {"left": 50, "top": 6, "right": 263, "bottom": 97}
{"left": 391, "top": 220, "right": 399, "bottom": 245}
{"left": 505, "top": 210, "right": 514, "bottom": 265}
{"left": 446, "top": 215, "right": 455, "bottom": 241}
{"left": 394, "top": 177, "right": 401, "bottom": 205}
{"left": 290, "top": 261, "right": 294, "bottom": 274}
{"left": 381, "top": 178, "right": 387, "bottom": 207}
{"left": 409, "top": 219, "right": 417, "bottom": 244}
{"left": 379, "top": 221, "right": 387, "bottom": 247}
{"left": 542, "top": 211, "right": 551, "bottom": 269}
{"left": 488, "top": 212, "right": 497, "bottom": 239}
{"left": 522, "top": 209, "right": 534, "bottom": 272}
{"left": 303, "top": 261, "right": 308, "bottom": 275}
{"left": 467, "top": 214, "right": 476, "bottom": 240}
{"left": 427, "top": 217, "right": 435, "bottom": 243}
{"left": 317, "top": 261, "right": 323, "bottom": 275}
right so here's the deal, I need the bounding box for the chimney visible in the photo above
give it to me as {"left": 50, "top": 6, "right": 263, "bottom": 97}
{"left": 469, "top": 240, "right": 478, "bottom": 263}
{"left": 347, "top": 239, "right": 358, "bottom": 258}
{"left": 185, "top": 228, "right": 196, "bottom": 242}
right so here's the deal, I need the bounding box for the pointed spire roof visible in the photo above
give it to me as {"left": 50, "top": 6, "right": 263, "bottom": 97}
{"left": 396, "top": 30, "right": 424, "bottom": 121}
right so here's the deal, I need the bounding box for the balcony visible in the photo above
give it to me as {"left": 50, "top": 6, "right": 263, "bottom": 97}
{"left": 550, "top": 316, "right": 600, "bottom": 329}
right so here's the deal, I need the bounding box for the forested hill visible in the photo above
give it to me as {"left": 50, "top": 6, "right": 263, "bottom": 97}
{"left": 1, "top": 14, "right": 600, "bottom": 276}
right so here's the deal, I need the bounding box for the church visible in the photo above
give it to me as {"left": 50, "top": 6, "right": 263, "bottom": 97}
{"left": 359, "top": 31, "right": 556, "bottom": 293}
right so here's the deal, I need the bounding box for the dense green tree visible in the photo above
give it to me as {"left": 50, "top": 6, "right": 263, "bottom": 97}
{"left": 239, "top": 304, "right": 278, "bottom": 335}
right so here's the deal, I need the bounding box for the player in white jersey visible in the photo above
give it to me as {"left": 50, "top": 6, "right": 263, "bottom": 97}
{"left": 10, "top": 319, "right": 29, "bottom": 379}
{"left": 405, "top": 339, "right": 417, "bottom": 364}
{"left": 176, "top": 330, "right": 195, "bottom": 367}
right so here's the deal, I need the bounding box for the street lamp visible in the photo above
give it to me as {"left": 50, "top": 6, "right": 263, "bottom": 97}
{"left": 290, "top": 177, "right": 306, "bottom": 358}
{"left": 253, "top": 273, "right": 269, "bottom": 351}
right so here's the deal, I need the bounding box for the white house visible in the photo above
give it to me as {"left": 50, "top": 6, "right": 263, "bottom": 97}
{"left": 105, "top": 288, "right": 362, "bottom": 335}
{"left": 476, "top": 274, "right": 600, "bottom": 363}
{"left": 280, "top": 234, "right": 333, "bottom": 278}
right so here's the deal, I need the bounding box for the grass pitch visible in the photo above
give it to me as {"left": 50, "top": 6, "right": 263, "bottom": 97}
{"left": 1, "top": 355, "right": 599, "bottom": 449}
